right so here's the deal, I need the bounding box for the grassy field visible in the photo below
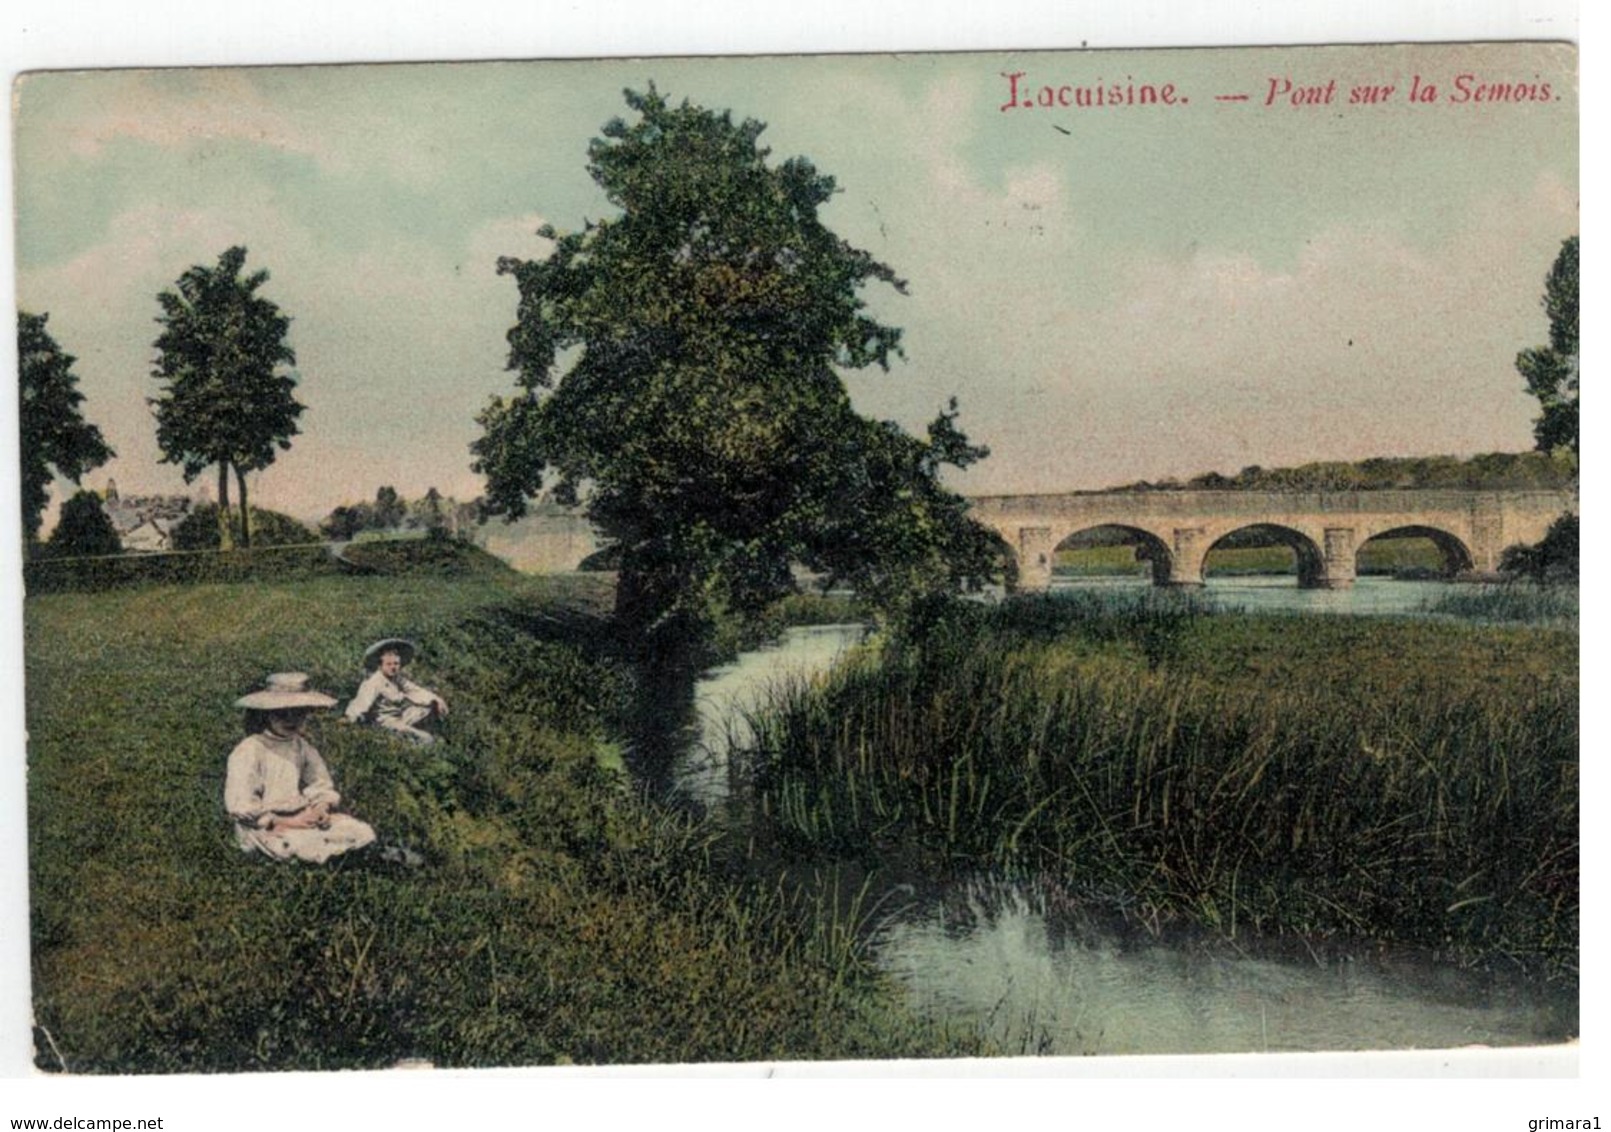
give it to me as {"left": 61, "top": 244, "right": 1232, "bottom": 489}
{"left": 745, "top": 591, "right": 1578, "bottom": 985}
{"left": 24, "top": 558, "right": 980, "bottom": 1072}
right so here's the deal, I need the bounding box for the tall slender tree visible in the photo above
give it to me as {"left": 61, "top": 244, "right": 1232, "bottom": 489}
{"left": 373, "top": 485, "right": 405, "bottom": 530}
{"left": 418, "top": 486, "right": 447, "bottom": 537}
{"left": 1516, "top": 235, "right": 1579, "bottom": 456}
{"left": 149, "top": 246, "right": 303, "bottom": 548}
{"left": 474, "top": 88, "right": 1003, "bottom": 650}
{"left": 1508, "top": 235, "right": 1580, "bottom": 582}
{"left": 17, "top": 310, "right": 114, "bottom": 546}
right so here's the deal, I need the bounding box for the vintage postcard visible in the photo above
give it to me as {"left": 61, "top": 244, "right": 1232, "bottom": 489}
{"left": 6, "top": 32, "right": 1580, "bottom": 1096}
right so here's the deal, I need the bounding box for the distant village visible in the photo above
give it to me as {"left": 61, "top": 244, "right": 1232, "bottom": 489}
{"left": 96, "top": 479, "right": 197, "bottom": 552}
{"left": 82, "top": 479, "right": 485, "bottom": 554}
{"left": 73, "top": 478, "right": 600, "bottom": 573}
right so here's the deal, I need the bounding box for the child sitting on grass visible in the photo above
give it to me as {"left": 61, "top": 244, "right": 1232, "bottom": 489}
{"left": 343, "top": 638, "right": 450, "bottom": 746}
{"left": 225, "top": 672, "right": 378, "bottom": 864}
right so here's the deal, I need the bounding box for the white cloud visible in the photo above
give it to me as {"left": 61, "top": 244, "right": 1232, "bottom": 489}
{"left": 463, "top": 213, "right": 555, "bottom": 273}
{"left": 47, "top": 71, "right": 341, "bottom": 166}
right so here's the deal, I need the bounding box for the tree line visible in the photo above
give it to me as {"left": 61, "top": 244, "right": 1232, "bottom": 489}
{"left": 1098, "top": 449, "right": 1577, "bottom": 495}
{"left": 319, "top": 485, "right": 479, "bottom": 542}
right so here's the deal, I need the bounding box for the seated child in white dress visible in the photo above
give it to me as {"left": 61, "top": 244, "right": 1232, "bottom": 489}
{"left": 225, "top": 673, "right": 377, "bottom": 863}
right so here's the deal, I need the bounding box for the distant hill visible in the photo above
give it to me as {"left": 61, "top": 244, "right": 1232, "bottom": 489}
{"left": 171, "top": 503, "right": 315, "bottom": 550}
{"left": 339, "top": 536, "right": 515, "bottom": 578}
{"left": 1094, "top": 451, "right": 1577, "bottom": 494}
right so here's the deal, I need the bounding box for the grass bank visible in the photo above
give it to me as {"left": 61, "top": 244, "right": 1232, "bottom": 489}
{"left": 25, "top": 564, "right": 979, "bottom": 1071}
{"left": 745, "top": 592, "right": 1578, "bottom": 984}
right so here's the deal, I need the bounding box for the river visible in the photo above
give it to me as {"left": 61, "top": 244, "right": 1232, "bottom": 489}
{"left": 1054, "top": 573, "right": 1457, "bottom": 614}
{"left": 647, "top": 579, "right": 1576, "bottom": 1057}
{"left": 1048, "top": 572, "right": 1540, "bottom": 619}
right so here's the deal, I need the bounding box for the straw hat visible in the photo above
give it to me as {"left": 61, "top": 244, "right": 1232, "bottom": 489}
{"left": 235, "top": 672, "right": 338, "bottom": 711}
{"left": 363, "top": 638, "right": 417, "bottom": 670}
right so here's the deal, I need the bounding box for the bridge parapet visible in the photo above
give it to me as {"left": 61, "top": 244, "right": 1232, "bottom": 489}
{"left": 969, "top": 488, "right": 1576, "bottom": 518}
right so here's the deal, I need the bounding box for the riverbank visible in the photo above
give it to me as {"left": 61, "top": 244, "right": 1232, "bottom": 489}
{"left": 1423, "top": 582, "right": 1579, "bottom": 625}
{"left": 24, "top": 565, "right": 980, "bottom": 1071}
{"left": 743, "top": 591, "right": 1578, "bottom": 989}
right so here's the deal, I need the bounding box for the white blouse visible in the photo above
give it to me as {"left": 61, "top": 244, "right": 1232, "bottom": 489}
{"left": 224, "top": 731, "right": 375, "bottom": 863}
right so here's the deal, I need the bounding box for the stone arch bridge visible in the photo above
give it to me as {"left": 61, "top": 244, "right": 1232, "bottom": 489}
{"left": 967, "top": 489, "right": 1575, "bottom": 591}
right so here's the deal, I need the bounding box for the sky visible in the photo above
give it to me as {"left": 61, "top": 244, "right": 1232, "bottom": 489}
{"left": 10, "top": 39, "right": 1578, "bottom": 526}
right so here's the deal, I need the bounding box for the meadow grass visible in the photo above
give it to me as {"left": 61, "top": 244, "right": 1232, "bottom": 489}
{"left": 1353, "top": 536, "right": 1446, "bottom": 575}
{"left": 25, "top": 565, "right": 980, "bottom": 1071}
{"left": 743, "top": 591, "right": 1578, "bottom": 983}
{"left": 1054, "top": 545, "right": 1151, "bottom": 576}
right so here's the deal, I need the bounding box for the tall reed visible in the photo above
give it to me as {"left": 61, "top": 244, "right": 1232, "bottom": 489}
{"left": 1424, "top": 582, "right": 1578, "bottom": 626}
{"left": 744, "top": 594, "right": 1578, "bottom": 981}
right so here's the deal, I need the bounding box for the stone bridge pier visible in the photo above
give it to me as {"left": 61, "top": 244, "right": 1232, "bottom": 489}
{"left": 975, "top": 488, "right": 1574, "bottom": 593}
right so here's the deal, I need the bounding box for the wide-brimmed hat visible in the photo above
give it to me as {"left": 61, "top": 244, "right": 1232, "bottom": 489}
{"left": 363, "top": 638, "right": 417, "bottom": 670}
{"left": 235, "top": 672, "right": 338, "bottom": 711}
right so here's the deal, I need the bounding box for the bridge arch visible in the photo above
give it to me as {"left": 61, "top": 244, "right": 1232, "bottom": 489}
{"left": 1054, "top": 524, "right": 1174, "bottom": 585}
{"left": 1201, "top": 523, "right": 1328, "bottom": 587}
{"left": 1356, "top": 525, "right": 1474, "bottom": 578}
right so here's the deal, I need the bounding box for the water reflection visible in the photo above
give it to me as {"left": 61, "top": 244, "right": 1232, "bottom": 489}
{"left": 670, "top": 624, "right": 868, "bottom": 811}
{"left": 876, "top": 878, "right": 1574, "bottom": 1056}
{"left": 1050, "top": 574, "right": 1462, "bottom": 617}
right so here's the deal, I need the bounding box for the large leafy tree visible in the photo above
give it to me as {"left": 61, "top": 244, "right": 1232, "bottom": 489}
{"left": 17, "top": 311, "right": 114, "bottom": 545}
{"left": 473, "top": 89, "right": 1003, "bottom": 647}
{"left": 150, "top": 246, "right": 303, "bottom": 548}
{"left": 1516, "top": 235, "right": 1579, "bottom": 455}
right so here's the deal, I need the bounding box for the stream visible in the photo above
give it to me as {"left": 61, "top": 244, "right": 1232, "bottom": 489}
{"left": 643, "top": 583, "right": 1576, "bottom": 1057}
